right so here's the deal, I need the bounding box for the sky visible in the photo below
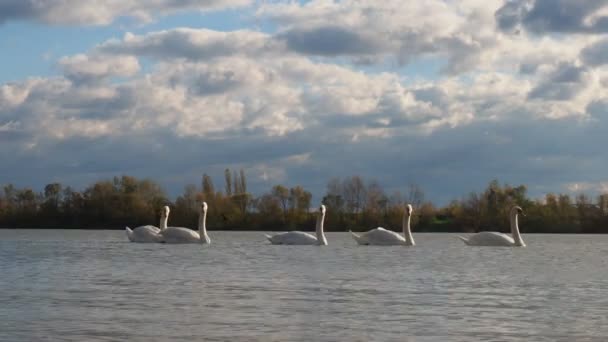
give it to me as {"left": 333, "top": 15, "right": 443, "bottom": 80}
{"left": 0, "top": 0, "right": 607, "bottom": 205}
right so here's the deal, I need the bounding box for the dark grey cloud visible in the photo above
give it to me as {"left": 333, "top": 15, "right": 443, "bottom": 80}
{"left": 587, "top": 100, "right": 608, "bottom": 118}
{"left": 275, "top": 26, "right": 487, "bottom": 74}
{"left": 2, "top": 100, "right": 608, "bottom": 205}
{"left": 0, "top": 124, "right": 27, "bottom": 143}
{"left": 164, "top": 65, "right": 247, "bottom": 95}
{"left": 97, "top": 29, "right": 276, "bottom": 61}
{"left": 581, "top": 38, "right": 608, "bottom": 66}
{"left": 412, "top": 87, "right": 449, "bottom": 108}
{"left": 188, "top": 71, "right": 243, "bottom": 96}
{"left": 496, "top": 0, "right": 608, "bottom": 34}
{"left": 279, "top": 26, "right": 384, "bottom": 57}
{"left": 294, "top": 115, "right": 608, "bottom": 205}
{"left": 437, "top": 36, "right": 485, "bottom": 75}
{"left": 0, "top": 2, "right": 36, "bottom": 24}
{"left": 258, "top": 2, "right": 495, "bottom": 74}
{"left": 519, "top": 60, "right": 541, "bottom": 75}
{"left": 61, "top": 86, "right": 137, "bottom": 119}
{"left": 0, "top": 131, "right": 311, "bottom": 198}
{"left": 59, "top": 55, "right": 140, "bottom": 86}
{"left": 528, "top": 63, "right": 589, "bottom": 100}
{"left": 0, "top": 0, "right": 251, "bottom": 26}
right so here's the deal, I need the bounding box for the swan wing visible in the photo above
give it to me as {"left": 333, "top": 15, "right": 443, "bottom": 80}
{"left": 267, "top": 231, "right": 317, "bottom": 245}
{"left": 349, "top": 230, "right": 366, "bottom": 245}
{"left": 127, "top": 225, "right": 162, "bottom": 243}
{"left": 456, "top": 235, "right": 469, "bottom": 244}
{"left": 125, "top": 227, "right": 134, "bottom": 242}
{"left": 160, "top": 227, "right": 200, "bottom": 243}
{"left": 465, "top": 231, "right": 515, "bottom": 246}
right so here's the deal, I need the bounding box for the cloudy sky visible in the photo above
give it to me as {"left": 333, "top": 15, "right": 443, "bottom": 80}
{"left": 1, "top": 0, "right": 607, "bottom": 204}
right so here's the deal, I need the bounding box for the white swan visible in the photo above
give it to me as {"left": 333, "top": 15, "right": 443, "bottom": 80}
{"left": 125, "top": 206, "right": 169, "bottom": 243}
{"left": 350, "top": 204, "right": 415, "bottom": 246}
{"left": 265, "top": 204, "right": 328, "bottom": 245}
{"left": 457, "top": 206, "right": 526, "bottom": 247}
{"left": 159, "top": 202, "right": 210, "bottom": 244}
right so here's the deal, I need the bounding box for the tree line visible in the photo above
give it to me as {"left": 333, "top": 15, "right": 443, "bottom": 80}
{"left": 1, "top": 171, "right": 607, "bottom": 233}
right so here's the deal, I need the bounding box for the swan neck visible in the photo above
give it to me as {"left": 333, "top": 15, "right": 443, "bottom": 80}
{"left": 403, "top": 213, "right": 414, "bottom": 246}
{"left": 316, "top": 211, "right": 327, "bottom": 245}
{"left": 199, "top": 209, "right": 209, "bottom": 243}
{"left": 160, "top": 214, "right": 168, "bottom": 230}
{"left": 510, "top": 211, "right": 524, "bottom": 247}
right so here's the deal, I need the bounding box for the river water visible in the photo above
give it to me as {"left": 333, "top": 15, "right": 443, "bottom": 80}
{"left": 1, "top": 230, "right": 607, "bottom": 341}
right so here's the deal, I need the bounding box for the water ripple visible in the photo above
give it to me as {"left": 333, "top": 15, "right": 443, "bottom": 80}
{"left": 1, "top": 231, "right": 607, "bottom": 341}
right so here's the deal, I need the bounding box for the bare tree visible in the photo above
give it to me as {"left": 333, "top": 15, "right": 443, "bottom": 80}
{"left": 224, "top": 168, "right": 232, "bottom": 196}
{"left": 202, "top": 173, "right": 215, "bottom": 200}
{"left": 233, "top": 169, "right": 240, "bottom": 195}
{"left": 365, "top": 181, "right": 387, "bottom": 214}
{"left": 239, "top": 169, "right": 247, "bottom": 194}
{"left": 343, "top": 176, "right": 366, "bottom": 213}
{"left": 406, "top": 183, "right": 425, "bottom": 208}
{"left": 327, "top": 178, "right": 342, "bottom": 196}
{"left": 598, "top": 194, "right": 608, "bottom": 216}
{"left": 202, "top": 174, "right": 215, "bottom": 197}
{"left": 232, "top": 170, "right": 250, "bottom": 216}
{"left": 272, "top": 185, "right": 290, "bottom": 221}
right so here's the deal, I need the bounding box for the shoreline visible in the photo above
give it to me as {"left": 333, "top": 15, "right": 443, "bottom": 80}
{"left": 0, "top": 227, "right": 604, "bottom": 234}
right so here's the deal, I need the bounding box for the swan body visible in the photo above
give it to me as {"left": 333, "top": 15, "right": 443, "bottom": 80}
{"left": 265, "top": 231, "right": 318, "bottom": 245}
{"left": 351, "top": 204, "right": 415, "bottom": 246}
{"left": 350, "top": 227, "right": 406, "bottom": 245}
{"left": 160, "top": 202, "right": 210, "bottom": 244}
{"left": 126, "top": 225, "right": 161, "bottom": 242}
{"left": 266, "top": 205, "right": 327, "bottom": 245}
{"left": 161, "top": 227, "right": 201, "bottom": 243}
{"left": 125, "top": 206, "right": 169, "bottom": 243}
{"left": 457, "top": 232, "right": 515, "bottom": 246}
{"left": 458, "top": 206, "right": 526, "bottom": 247}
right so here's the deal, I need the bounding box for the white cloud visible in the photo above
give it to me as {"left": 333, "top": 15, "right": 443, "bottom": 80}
{"left": 565, "top": 182, "right": 608, "bottom": 194}
{"left": 1, "top": 81, "right": 35, "bottom": 108}
{"left": 3, "top": 23, "right": 605, "bottom": 143}
{"left": 59, "top": 54, "right": 140, "bottom": 84}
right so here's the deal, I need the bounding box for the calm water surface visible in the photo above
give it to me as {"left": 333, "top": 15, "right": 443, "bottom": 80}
{"left": 1, "top": 230, "right": 607, "bottom": 341}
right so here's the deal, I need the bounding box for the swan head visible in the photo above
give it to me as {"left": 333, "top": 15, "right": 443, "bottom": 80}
{"left": 201, "top": 202, "right": 208, "bottom": 212}
{"left": 319, "top": 204, "right": 326, "bottom": 214}
{"left": 161, "top": 206, "right": 170, "bottom": 217}
{"left": 405, "top": 204, "right": 413, "bottom": 216}
{"left": 511, "top": 205, "right": 525, "bottom": 216}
